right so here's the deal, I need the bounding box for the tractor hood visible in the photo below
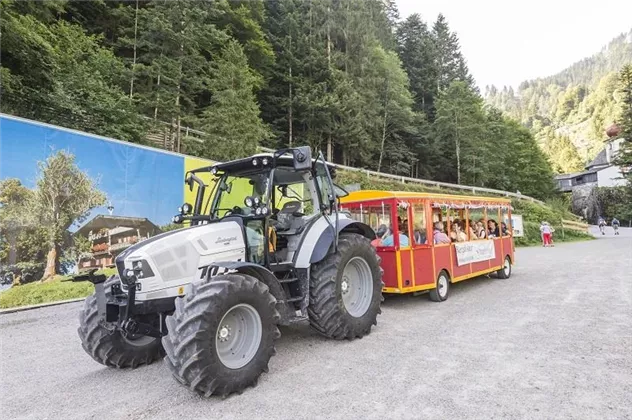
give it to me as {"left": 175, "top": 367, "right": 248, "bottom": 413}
{"left": 115, "top": 221, "right": 247, "bottom": 299}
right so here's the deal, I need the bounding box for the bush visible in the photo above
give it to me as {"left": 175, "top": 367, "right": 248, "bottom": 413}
{"left": 514, "top": 221, "right": 593, "bottom": 247}
{"left": 0, "top": 262, "right": 45, "bottom": 285}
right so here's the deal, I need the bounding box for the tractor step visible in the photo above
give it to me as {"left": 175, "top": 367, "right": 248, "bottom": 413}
{"left": 278, "top": 277, "right": 299, "bottom": 284}
{"left": 269, "top": 262, "right": 294, "bottom": 272}
{"left": 281, "top": 296, "right": 303, "bottom": 303}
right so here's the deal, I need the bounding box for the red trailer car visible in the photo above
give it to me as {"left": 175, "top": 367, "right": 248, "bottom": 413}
{"left": 339, "top": 190, "right": 515, "bottom": 301}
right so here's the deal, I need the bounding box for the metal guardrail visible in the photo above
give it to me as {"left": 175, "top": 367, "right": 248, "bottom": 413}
{"left": 137, "top": 119, "right": 546, "bottom": 206}
{"left": 258, "top": 146, "right": 546, "bottom": 205}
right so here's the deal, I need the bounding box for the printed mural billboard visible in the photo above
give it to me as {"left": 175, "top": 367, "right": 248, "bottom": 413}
{"left": 0, "top": 114, "right": 216, "bottom": 280}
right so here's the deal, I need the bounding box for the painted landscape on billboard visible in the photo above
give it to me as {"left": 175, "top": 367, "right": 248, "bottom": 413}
{"left": 0, "top": 114, "right": 214, "bottom": 283}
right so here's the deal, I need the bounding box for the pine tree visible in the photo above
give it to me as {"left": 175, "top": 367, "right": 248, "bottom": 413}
{"left": 396, "top": 14, "right": 438, "bottom": 114}
{"left": 433, "top": 81, "right": 486, "bottom": 184}
{"left": 614, "top": 64, "right": 632, "bottom": 169}
{"left": 432, "top": 14, "right": 473, "bottom": 91}
{"left": 198, "top": 40, "right": 271, "bottom": 161}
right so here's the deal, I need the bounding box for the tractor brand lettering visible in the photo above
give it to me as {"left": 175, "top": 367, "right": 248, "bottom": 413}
{"left": 215, "top": 236, "right": 237, "bottom": 245}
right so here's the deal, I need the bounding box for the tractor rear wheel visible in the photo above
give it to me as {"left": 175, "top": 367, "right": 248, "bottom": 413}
{"left": 78, "top": 276, "right": 164, "bottom": 368}
{"left": 162, "top": 274, "right": 280, "bottom": 397}
{"left": 308, "top": 233, "right": 383, "bottom": 340}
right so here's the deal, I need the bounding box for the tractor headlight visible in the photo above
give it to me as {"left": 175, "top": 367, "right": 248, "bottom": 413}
{"left": 253, "top": 196, "right": 261, "bottom": 206}
{"left": 244, "top": 196, "right": 254, "bottom": 207}
{"left": 182, "top": 203, "right": 193, "bottom": 214}
{"left": 211, "top": 166, "right": 218, "bottom": 175}
{"left": 252, "top": 158, "right": 258, "bottom": 166}
{"left": 255, "top": 207, "right": 262, "bottom": 216}
{"left": 262, "top": 157, "right": 269, "bottom": 166}
{"left": 261, "top": 206, "right": 269, "bottom": 216}
{"left": 178, "top": 206, "right": 183, "bottom": 213}
{"left": 124, "top": 268, "right": 136, "bottom": 284}
{"left": 172, "top": 214, "right": 183, "bottom": 224}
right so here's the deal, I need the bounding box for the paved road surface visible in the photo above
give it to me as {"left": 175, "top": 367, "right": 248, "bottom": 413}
{"left": 1, "top": 231, "right": 631, "bottom": 420}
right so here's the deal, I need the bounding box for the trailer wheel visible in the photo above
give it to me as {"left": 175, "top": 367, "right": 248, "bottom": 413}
{"left": 78, "top": 276, "right": 164, "bottom": 368}
{"left": 308, "top": 233, "right": 383, "bottom": 340}
{"left": 429, "top": 270, "right": 450, "bottom": 302}
{"left": 162, "top": 274, "right": 280, "bottom": 397}
{"left": 496, "top": 256, "right": 512, "bottom": 279}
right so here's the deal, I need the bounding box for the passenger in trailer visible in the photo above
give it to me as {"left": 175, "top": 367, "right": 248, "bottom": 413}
{"left": 382, "top": 225, "right": 409, "bottom": 247}
{"left": 488, "top": 219, "right": 500, "bottom": 238}
{"left": 371, "top": 224, "right": 389, "bottom": 247}
{"left": 475, "top": 221, "right": 487, "bottom": 239}
{"left": 414, "top": 227, "right": 428, "bottom": 245}
{"left": 433, "top": 221, "right": 451, "bottom": 244}
{"left": 500, "top": 222, "right": 509, "bottom": 236}
{"left": 450, "top": 220, "right": 467, "bottom": 242}
{"left": 467, "top": 219, "right": 477, "bottom": 239}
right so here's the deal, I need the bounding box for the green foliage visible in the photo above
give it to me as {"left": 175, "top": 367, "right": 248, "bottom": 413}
{"left": 513, "top": 221, "right": 593, "bottom": 247}
{"left": 32, "top": 151, "right": 106, "bottom": 278}
{"left": 586, "top": 186, "right": 632, "bottom": 225}
{"left": 486, "top": 30, "right": 632, "bottom": 167}
{"left": 1, "top": 0, "right": 557, "bottom": 201}
{"left": 197, "top": 40, "right": 271, "bottom": 161}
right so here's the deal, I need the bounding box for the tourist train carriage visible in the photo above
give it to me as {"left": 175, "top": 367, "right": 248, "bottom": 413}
{"left": 340, "top": 191, "right": 515, "bottom": 299}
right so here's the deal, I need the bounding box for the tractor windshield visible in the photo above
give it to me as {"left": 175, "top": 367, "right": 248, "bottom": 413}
{"left": 211, "top": 171, "right": 271, "bottom": 218}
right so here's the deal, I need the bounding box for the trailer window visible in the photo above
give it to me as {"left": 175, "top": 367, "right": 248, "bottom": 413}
{"left": 501, "top": 208, "right": 511, "bottom": 237}
{"left": 344, "top": 202, "right": 392, "bottom": 236}
{"left": 412, "top": 204, "right": 428, "bottom": 245}
{"left": 468, "top": 208, "right": 486, "bottom": 240}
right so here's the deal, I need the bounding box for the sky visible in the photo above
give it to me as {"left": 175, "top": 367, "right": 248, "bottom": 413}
{"left": 0, "top": 115, "right": 184, "bottom": 229}
{"left": 396, "top": 0, "right": 632, "bottom": 91}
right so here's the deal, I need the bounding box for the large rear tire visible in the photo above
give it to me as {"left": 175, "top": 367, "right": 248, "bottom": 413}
{"left": 308, "top": 233, "right": 383, "bottom": 340}
{"left": 78, "top": 276, "right": 164, "bottom": 368}
{"left": 162, "top": 274, "right": 280, "bottom": 397}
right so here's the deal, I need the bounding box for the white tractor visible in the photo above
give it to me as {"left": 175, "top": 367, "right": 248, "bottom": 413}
{"left": 77, "top": 147, "right": 383, "bottom": 396}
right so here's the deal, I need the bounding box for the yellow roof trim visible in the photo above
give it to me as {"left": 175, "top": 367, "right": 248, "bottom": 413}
{"left": 340, "top": 190, "right": 512, "bottom": 204}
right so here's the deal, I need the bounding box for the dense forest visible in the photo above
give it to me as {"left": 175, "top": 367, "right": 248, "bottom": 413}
{"left": 1, "top": 0, "right": 556, "bottom": 199}
{"left": 486, "top": 30, "right": 632, "bottom": 173}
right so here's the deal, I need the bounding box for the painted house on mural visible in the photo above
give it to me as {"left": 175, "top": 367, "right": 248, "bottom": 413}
{"left": 555, "top": 124, "right": 626, "bottom": 217}
{"left": 74, "top": 215, "right": 162, "bottom": 270}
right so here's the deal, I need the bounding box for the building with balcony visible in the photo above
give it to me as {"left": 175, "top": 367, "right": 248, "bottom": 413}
{"left": 74, "top": 215, "right": 162, "bottom": 270}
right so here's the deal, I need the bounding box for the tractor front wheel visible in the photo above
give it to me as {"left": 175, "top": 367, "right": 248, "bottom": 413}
{"left": 308, "top": 233, "right": 383, "bottom": 340}
{"left": 78, "top": 276, "right": 164, "bottom": 368}
{"left": 162, "top": 274, "right": 280, "bottom": 397}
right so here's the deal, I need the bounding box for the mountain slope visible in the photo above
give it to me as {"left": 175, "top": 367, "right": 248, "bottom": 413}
{"left": 485, "top": 29, "right": 632, "bottom": 173}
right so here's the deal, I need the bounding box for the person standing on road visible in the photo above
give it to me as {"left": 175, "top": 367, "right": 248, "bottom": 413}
{"left": 612, "top": 217, "right": 620, "bottom": 235}
{"left": 540, "top": 221, "right": 553, "bottom": 247}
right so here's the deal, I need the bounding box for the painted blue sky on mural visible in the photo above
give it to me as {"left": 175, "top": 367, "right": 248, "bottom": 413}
{"left": 0, "top": 115, "right": 184, "bottom": 229}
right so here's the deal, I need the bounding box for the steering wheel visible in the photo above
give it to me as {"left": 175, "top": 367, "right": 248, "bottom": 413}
{"left": 224, "top": 206, "right": 243, "bottom": 217}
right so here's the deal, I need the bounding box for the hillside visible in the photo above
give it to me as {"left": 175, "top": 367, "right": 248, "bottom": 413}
{"left": 485, "top": 29, "right": 632, "bottom": 173}
{"left": 0, "top": 1, "right": 557, "bottom": 200}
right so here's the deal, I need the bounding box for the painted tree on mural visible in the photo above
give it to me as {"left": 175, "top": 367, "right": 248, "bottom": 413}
{"left": 32, "top": 151, "right": 106, "bottom": 280}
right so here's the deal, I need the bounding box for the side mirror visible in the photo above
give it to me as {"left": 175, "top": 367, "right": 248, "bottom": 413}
{"left": 185, "top": 173, "right": 194, "bottom": 192}
{"left": 292, "top": 146, "right": 312, "bottom": 171}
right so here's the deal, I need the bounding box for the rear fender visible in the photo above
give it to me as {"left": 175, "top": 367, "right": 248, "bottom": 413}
{"left": 306, "top": 219, "right": 376, "bottom": 266}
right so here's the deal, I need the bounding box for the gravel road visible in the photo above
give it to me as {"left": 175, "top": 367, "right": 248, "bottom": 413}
{"left": 1, "top": 230, "right": 631, "bottom": 420}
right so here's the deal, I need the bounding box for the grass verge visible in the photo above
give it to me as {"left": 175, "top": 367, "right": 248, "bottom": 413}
{"left": 0, "top": 268, "right": 116, "bottom": 310}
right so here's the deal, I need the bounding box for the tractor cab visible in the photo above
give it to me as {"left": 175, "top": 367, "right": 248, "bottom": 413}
{"left": 173, "top": 147, "right": 345, "bottom": 268}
